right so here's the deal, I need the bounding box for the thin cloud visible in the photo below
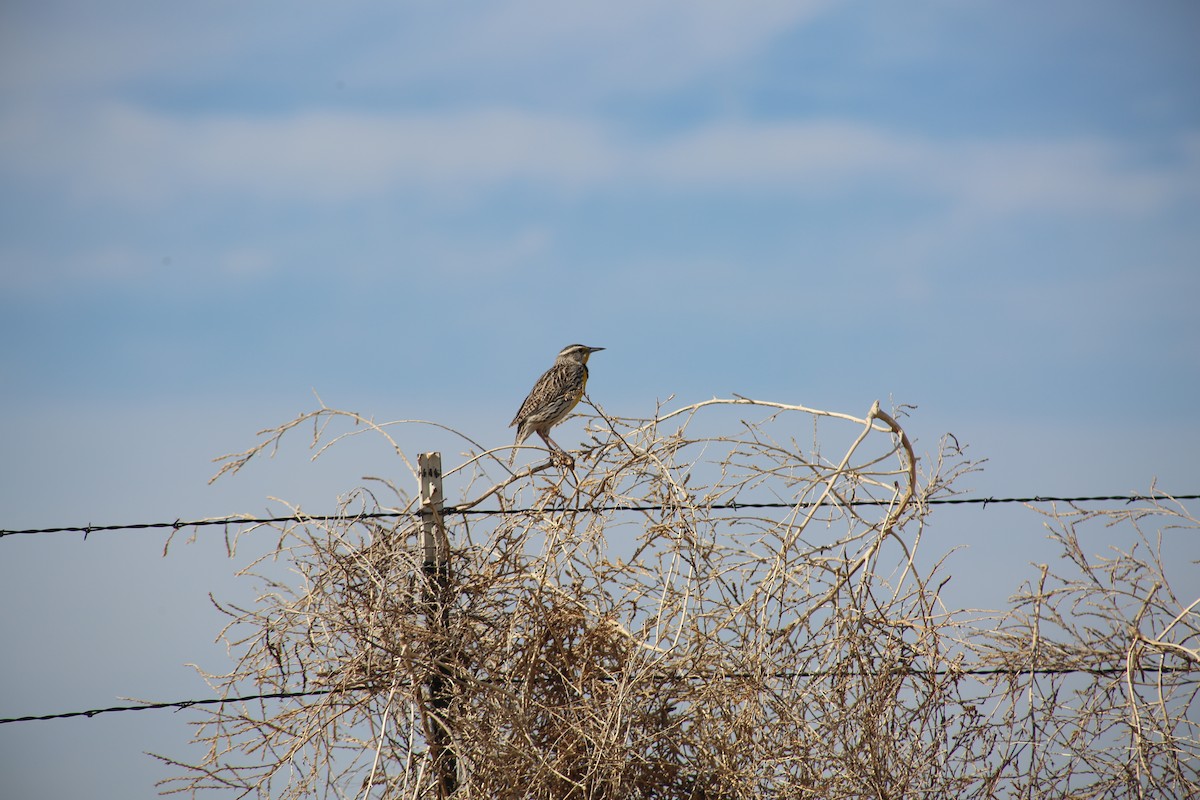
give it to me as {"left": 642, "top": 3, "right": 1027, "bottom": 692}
{"left": 413, "top": 0, "right": 834, "bottom": 95}
{"left": 932, "top": 138, "right": 1191, "bottom": 217}
{"left": 1, "top": 1, "right": 834, "bottom": 101}
{"left": 2, "top": 102, "right": 1191, "bottom": 220}
{"left": 0, "top": 104, "right": 616, "bottom": 203}
{"left": 646, "top": 120, "right": 920, "bottom": 185}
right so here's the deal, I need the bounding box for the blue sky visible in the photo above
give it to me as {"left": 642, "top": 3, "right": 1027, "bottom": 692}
{"left": 2, "top": 2, "right": 1198, "bottom": 798}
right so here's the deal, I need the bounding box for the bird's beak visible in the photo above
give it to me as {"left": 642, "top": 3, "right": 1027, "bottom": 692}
{"left": 589, "top": 347, "right": 606, "bottom": 353}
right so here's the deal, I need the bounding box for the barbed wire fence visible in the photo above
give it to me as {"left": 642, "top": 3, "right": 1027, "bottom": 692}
{"left": 44, "top": 396, "right": 1194, "bottom": 799}
{"left": 7, "top": 493, "right": 1198, "bottom": 539}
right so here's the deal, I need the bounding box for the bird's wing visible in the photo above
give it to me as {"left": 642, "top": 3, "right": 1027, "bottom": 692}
{"left": 509, "top": 365, "right": 557, "bottom": 427}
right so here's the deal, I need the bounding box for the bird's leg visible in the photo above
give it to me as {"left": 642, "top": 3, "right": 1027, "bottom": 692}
{"left": 538, "top": 431, "right": 574, "bottom": 468}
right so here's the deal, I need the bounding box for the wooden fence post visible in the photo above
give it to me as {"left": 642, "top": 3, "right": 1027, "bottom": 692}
{"left": 418, "top": 452, "right": 457, "bottom": 797}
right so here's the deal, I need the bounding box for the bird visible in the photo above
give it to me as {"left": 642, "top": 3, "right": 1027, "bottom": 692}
{"left": 509, "top": 343, "right": 605, "bottom": 466}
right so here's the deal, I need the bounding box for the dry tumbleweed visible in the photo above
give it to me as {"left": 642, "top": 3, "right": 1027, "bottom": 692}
{"left": 158, "top": 397, "right": 1199, "bottom": 799}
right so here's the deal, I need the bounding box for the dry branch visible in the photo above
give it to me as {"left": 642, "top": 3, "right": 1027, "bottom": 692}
{"left": 160, "top": 398, "right": 1199, "bottom": 799}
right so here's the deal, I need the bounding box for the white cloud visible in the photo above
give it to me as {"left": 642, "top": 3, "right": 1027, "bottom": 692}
{"left": 646, "top": 119, "right": 921, "bottom": 186}
{"left": 1, "top": 1, "right": 835, "bottom": 103}
{"left": 0, "top": 104, "right": 617, "bottom": 203}
{"left": 3, "top": 100, "right": 1192, "bottom": 222}
{"left": 4, "top": 2, "right": 1192, "bottom": 221}
{"left": 416, "top": 0, "right": 835, "bottom": 94}
{"left": 645, "top": 119, "right": 1197, "bottom": 217}
{"left": 932, "top": 138, "right": 1187, "bottom": 217}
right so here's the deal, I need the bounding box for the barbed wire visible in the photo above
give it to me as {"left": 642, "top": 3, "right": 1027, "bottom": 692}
{"left": 0, "top": 688, "right": 340, "bottom": 725}
{"left": 2, "top": 493, "right": 1197, "bottom": 538}
{"left": 6, "top": 663, "right": 1195, "bottom": 726}
{"left": 4, "top": 494, "right": 1196, "bottom": 726}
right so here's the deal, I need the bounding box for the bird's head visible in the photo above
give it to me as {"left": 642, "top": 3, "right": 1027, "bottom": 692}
{"left": 557, "top": 343, "right": 605, "bottom": 365}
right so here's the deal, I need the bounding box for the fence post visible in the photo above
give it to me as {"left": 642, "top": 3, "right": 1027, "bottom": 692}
{"left": 418, "top": 452, "right": 457, "bottom": 797}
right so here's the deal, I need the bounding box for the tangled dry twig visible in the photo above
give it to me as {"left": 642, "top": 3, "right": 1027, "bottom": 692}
{"left": 157, "top": 398, "right": 1199, "bottom": 799}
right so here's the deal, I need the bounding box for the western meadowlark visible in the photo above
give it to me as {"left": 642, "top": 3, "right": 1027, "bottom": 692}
{"left": 510, "top": 343, "right": 604, "bottom": 465}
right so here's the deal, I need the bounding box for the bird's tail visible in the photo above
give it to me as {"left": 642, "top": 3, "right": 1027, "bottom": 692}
{"left": 508, "top": 426, "right": 527, "bottom": 467}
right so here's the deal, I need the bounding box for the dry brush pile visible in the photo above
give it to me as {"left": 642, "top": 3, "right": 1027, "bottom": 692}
{"left": 158, "top": 398, "right": 1199, "bottom": 799}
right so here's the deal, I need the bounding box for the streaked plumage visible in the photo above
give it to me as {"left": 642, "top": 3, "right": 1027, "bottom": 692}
{"left": 510, "top": 343, "right": 604, "bottom": 463}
